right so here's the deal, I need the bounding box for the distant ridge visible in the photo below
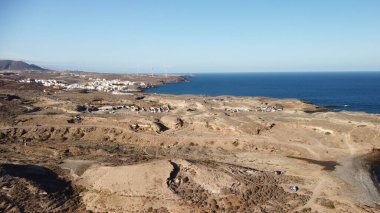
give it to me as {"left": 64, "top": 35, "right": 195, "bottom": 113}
{"left": 0, "top": 60, "right": 46, "bottom": 71}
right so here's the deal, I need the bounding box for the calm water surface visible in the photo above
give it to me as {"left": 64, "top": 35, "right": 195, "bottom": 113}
{"left": 146, "top": 72, "right": 380, "bottom": 113}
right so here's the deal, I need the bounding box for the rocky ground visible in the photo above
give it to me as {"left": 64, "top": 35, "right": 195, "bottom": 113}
{"left": 0, "top": 75, "right": 379, "bottom": 212}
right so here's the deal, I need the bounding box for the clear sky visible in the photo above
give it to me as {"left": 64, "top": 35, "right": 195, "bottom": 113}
{"left": 0, "top": 0, "right": 379, "bottom": 73}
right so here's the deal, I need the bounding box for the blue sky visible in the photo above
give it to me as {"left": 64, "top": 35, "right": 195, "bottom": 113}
{"left": 0, "top": 0, "right": 379, "bottom": 73}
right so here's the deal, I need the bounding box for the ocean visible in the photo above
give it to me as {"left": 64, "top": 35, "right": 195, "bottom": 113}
{"left": 145, "top": 72, "right": 380, "bottom": 114}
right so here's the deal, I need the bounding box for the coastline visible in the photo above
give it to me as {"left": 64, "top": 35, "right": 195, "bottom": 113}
{"left": 141, "top": 75, "right": 190, "bottom": 92}
{"left": 143, "top": 77, "right": 367, "bottom": 115}
{"left": 143, "top": 73, "right": 380, "bottom": 114}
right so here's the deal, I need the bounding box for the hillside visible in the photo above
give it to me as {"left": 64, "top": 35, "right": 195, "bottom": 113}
{"left": 0, "top": 73, "right": 379, "bottom": 212}
{"left": 0, "top": 60, "right": 46, "bottom": 71}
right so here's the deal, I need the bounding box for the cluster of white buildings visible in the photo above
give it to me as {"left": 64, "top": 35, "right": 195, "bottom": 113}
{"left": 94, "top": 104, "right": 172, "bottom": 114}
{"left": 225, "top": 107, "right": 252, "bottom": 113}
{"left": 255, "top": 105, "right": 284, "bottom": 112}
{"left": 66, "top": 79, "right": 146, "bottom": 93}
{"left": 225, "top": 105, "right": 284, "bottom": 113}
{"left": 20, "top": 78, "right": 147, "bottom": 93}
{"left": 19, "top": 78, "right": 66, "bottom": 88}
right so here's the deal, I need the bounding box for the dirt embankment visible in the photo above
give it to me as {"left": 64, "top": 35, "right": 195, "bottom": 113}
{"left": 367, "top": 151, "right": 380, "bottom": 193}
{"left": 0, "top": 164, "right": 83, "bottom": 212}
{"left": 78, "top": 159, "right": 310, "bottom": 212}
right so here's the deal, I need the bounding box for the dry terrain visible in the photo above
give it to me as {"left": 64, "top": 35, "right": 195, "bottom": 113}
{"left": 0, "top": 73, "right": 379, "bottom": 213}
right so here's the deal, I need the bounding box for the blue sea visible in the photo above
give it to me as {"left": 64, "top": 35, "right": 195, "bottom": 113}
{"left": 145, "top": 72, "right": 380, "bottom": 114}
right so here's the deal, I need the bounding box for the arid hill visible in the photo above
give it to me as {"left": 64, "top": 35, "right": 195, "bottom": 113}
{"left": 0, "top": 60, "right": 46, "bottom": 71}
{"left": 0, "top": 73, "right": 379, "bottom": 213}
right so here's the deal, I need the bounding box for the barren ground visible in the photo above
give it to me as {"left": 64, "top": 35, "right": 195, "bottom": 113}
{"left": 0, "top": 74, "right": 379, "bottom": 213}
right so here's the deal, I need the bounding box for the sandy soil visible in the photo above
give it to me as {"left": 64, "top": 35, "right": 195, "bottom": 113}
{"left": 0, "top": 75, "right": 379, "bottom": 212}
